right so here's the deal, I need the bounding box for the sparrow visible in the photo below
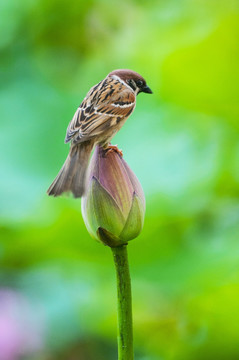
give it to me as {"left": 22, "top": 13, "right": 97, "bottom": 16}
{"left": 47, "top": 69, "right": 152, "bottom": 198}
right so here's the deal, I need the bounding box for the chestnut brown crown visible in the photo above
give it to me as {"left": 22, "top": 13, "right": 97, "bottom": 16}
{"left": 108, "top": 69, "right": 152, "bottom": 94}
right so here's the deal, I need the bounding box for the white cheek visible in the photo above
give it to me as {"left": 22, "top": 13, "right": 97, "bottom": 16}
{"left": 111, "top": 75, "right": 136, "bottom": 93}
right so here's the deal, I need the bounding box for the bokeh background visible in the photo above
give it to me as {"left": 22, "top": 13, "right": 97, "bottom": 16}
{"left": 1, "top": 0, "right": 239, "bottom": 359}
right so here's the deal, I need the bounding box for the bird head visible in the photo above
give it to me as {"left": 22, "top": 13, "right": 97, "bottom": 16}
{"left": 108, "top": 69, "right": 153, "bottom": 95}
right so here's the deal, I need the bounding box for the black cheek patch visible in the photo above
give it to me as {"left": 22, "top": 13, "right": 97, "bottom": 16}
{"left": 127, "top": 80, "right": 136, "bottom": 91}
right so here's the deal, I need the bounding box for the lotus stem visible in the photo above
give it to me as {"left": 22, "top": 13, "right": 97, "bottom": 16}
{"left": 111, "top": 245, "right": 134, "bottom": 360}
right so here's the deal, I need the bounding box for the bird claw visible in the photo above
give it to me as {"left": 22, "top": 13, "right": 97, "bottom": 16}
{"left": 105, "top": 144, "right": 123, "bottom": 157}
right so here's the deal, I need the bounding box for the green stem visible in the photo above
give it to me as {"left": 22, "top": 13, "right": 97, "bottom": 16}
{"left": 111, "top": 245, "right": 134, "bottom": 360}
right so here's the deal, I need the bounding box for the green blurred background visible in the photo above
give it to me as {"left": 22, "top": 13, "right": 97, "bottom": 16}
{"left": 1, "top": 0, "right": 239, "bottom": 359}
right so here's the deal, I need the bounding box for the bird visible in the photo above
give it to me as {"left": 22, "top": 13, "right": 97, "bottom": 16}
{"left": 47, "top": 69, "right": 152, "bottom": 198}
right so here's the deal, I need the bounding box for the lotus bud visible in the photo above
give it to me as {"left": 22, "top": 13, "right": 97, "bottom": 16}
{"left": 81, "top": 146, "right": 145, "bottom": 247}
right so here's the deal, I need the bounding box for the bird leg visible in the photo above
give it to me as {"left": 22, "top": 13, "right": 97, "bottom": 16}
{"left": 105, "top": 144, "right": 123, "bottom": 157}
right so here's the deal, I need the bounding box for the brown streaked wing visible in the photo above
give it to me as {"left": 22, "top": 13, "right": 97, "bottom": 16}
{"left": 65, "top": 77, "right": 135, "bottom": 144}
{"left": 64, "top": 106, "right": 86, "bottom": 143}
{"left": 64, "top": 80, "right": 104, "bottom": 143}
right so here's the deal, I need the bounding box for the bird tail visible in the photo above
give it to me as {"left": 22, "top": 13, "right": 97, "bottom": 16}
{"left": 47, "top": 141, "right": 94, "bottom": 198}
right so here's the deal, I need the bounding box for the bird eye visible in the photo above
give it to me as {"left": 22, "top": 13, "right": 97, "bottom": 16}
{"left": 136, "top": 79, "right": 144, "bottom": 87}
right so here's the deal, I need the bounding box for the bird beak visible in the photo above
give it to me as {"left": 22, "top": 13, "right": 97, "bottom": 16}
{"left": 141, "top": 85, "right": 153, "bottom": 94}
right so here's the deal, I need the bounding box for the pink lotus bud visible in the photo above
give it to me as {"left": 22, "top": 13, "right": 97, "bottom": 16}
{"left": 81, "top": 146, "right": 145, "bottom": 247}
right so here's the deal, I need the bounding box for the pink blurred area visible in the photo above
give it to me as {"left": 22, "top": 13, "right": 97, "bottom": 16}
{"left": 0, "top": 289, "right": 44, "bottom": 360}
